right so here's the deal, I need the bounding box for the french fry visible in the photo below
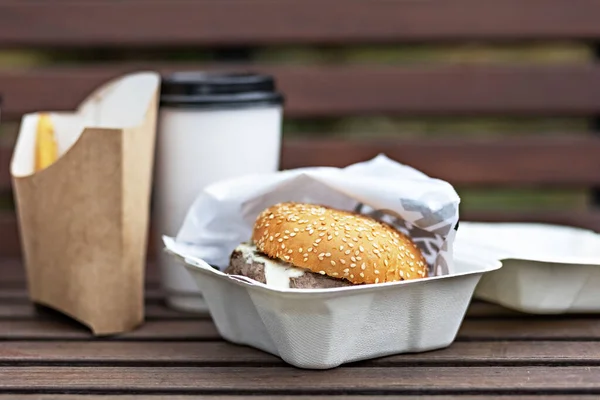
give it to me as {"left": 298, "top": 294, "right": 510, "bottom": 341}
{"left": 34, "top": 113, "right": 58, "bottom": 172}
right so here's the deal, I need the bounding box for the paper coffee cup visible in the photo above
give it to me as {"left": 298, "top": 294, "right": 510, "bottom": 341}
{"left": 154, "top": 71, "right": 284, "bottom": 312}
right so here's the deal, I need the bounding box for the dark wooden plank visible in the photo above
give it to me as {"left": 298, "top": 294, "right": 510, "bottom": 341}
{"left": 3, "top": 135, "right": 600, "bottom": 194}
{"left": 0, "top": 397, "right": 591, "bottom": 400}
{"left": 1, "top": 341, "right": 599, "bottom": 365}
{"left": 465, "top": 301, "right": 523, "bottom": 317}
{"left": 282, "top": 136, "right": 600, "bottom": 187}
{"left": 3, "top": 64, "right": 600, "bottom": 119}
{"left": 2, "top": 318, "right": 600, "bottom": 341}
{"left": 0, "top": 303, "right": 207, "bottom": 320}
{"left": 1, "top": 0, "right": 599, "bottom": 48}
{"left": 0, "top": 320, "right": 218, "bottom": 340}
{"left": 0, "top": 366, "right": 599, "bottom": 393}
{"left": 0, "top": 299, "right": 511, "bottom": 320}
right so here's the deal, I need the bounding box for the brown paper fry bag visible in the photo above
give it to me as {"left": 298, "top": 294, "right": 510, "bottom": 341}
{"left": 10, "top": 72, "right": 160, "bottom": 336}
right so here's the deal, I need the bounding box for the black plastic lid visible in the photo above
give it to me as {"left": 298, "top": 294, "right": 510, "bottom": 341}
{"left": 160, "top": 71, "right": 284, "bottom": 109}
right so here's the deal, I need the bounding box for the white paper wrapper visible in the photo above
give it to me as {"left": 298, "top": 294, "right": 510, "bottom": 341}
{"left": 174, "top": 155, "right": 461, "bottom": 276}
{"left": 454, "top": 222, "right": 600, "bottom": 314}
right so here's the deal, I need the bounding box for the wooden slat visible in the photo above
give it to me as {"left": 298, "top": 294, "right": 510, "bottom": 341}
{"left": 0, "top": 303, "right": 207, "bottom": 320}
{"left": 0, "top": 0, "right": 599, "bottom": 47}
{"left": 0, "top": 397, "right": 593, "bottom": 400}
{"left": 0, "top": 299, "right": 513, "bottom": 320}
{"left": 1, "top": 397, "right": 586, "bottom": 400}
{"left": 2, "top": 318, "right": 600, "bottom": 341}
{"left": 1, "top": 366, "right": 599, "bottom": 393}
{"left": 3, "top": 64, "right": 600, "bottom": 119}
{"left": 0, "top": 341, "right": 598, "bottom": 365}
{"left": 282, "top": 136, "right": 600, "bottom": 187}
{"left": 2, "top": 136, "right": 600, "bottom": 192}
{"left": 0, "top": 320, "right": 219, "bottom": 340}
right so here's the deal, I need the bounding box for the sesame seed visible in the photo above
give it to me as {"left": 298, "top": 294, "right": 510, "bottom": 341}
{"left": 342, "top": 238, "right": 347, "bottom": 243}
{"left": 410, "top": 267, "right": 415, "bottom": 272}
{"left": 316, "top": 238, "right": 322, "bottom": 243}
{"left": 304, "top": 258, "right": 308, "bottom": 262}
{"left": 343, "top": 268, "right": 349, "bottom": 273}
{"left": 319, "top": 271, "right": 326, "bottom": 275}
{"left": 325, "top": 252, "right": 331, "bottom": 257}
{"left": 348, "top": 243, "right": 354, "bottom": 248}
{"left": 374, "top": 270, "right": 380, "bottom": 274}
{"left": 400, "top": 271, "right": 405, "bottom": 277}
{"left": 303, "top": 253, "right": 309, "bottom": 257}
{"left": 361, "top": 263, "right": 366, "bottom": 270}
{"left": 351, "top": 256, "right": 356, "bottom": 262}
{"left": 351, "top": 263, "right": 356, "bottom": 268}
{"left": 339, "top": 245, "right": 344, "bottom": 251}
{"left": 350, "top": 274, "right": 355, "bottom": 279}
{"left": 356, "top": 256, "right": 362, "bottom": 261}
{"left": 375, "top": 278, "right": 379, "bottom": 284}
{"left": 352, "top": 237, "right": 358, "bottom": 242}
{"left": 309, "top": 229, "right": 314, "bottom": 235}
{"left": 318, "top": 252, "right": 325, "bottom": 258}
{"left": 299, "top": 247, "right": 303, "bottom": 253}
{"left": 344, "top": 250, "right": 351, "bottom": 255}
{"left": 307, "top": 247, "right": 313, "bottom": 252}
{"left": 275, "top": 233, "right": 280, "bottom": 237}
{"left": 327, "top": 235, "right": 333, "bottom": 240}
{"left": 331, "top": 272, "right": 339, "bottom": 276}
{"left": 294, "top": 228, "right": 299, "bottom": 232}
{"left": 319, "top": 232, "right": 325, "bottom": 237}
{"left": 284, "top": 255, "right": 290, "bottom": 260}
{"left": 355, "top": 250, "right": 360, "bottom": 256}
{"left": 283, "top": 236, "right": 288, "bottom": 239}
{"left": 340, "top": 259, "right": 346, "bottom": 264}
{"left": 288, "top": 249, "right": 293, "bottom": 254}
{"left": 335, "top": 231, "right": 339, "bottom": 236}
{"left": 331, "top": 260, "right": 336, "bottom": 266}
{"left": 360, "top": 272, "right": 365, "bottom": 278}
{"left": 269, "top": 236, "right": 274, "bottom": 241}
{"left": 384, "top": 259, "right": 389, "bottom": 267}
{"left": 281, "top": 244, "right": 285, "bottom": 249}
{"left": 407, "top": 272, "right": 411, "bottom": 278}
{"left": 359, "top": 246, "right": 364, "bottom": 252}
{"left": 290, "top": 233, "right": 296, "bottom": 237}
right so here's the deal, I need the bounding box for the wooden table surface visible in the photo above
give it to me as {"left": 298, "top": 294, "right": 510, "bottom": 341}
{"left": 1, "top": 258, "right": 599, "bottom": 399}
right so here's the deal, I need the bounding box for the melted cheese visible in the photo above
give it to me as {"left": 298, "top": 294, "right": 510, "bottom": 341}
{"left": 236, "top": 243, "right": 305, "bottom": 289}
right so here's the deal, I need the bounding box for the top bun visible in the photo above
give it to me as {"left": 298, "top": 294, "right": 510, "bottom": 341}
{"left": 252, "top": 202, "right": 428, "bottom": 285}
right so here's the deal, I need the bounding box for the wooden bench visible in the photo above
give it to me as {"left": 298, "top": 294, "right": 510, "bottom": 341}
{"left": 1, "top": 1, "right": 600, "bottom": 397}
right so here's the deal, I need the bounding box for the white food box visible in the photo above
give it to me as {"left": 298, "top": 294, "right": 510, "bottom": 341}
{"left": 454, "top": 221, "right": 600, "bottom": 314}
{"left": 163, "top": 155, "right": 502, "bottom": 369}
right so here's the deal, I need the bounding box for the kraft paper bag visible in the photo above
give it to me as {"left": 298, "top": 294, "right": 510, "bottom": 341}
{"left": 10, "top": 72, "right": 160, "bottom": 335}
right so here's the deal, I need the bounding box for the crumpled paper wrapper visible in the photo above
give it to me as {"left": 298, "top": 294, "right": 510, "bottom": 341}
{"left": 175, "top": 154, "right": 461, "bottom": 277}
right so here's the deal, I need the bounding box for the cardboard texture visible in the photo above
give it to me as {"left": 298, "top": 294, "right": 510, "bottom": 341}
{"left": 455, "top": 222, "right": 600, "bottom": 314}
{"left": 11, "top": 72, "right": 160, "bottom": 335}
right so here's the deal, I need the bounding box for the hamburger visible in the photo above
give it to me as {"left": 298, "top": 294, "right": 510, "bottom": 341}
{"left": 225, "top": 202, "right": 428, "bottom": 289}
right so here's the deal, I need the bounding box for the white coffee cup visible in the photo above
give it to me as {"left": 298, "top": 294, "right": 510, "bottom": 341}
{"left": 154, "top": 72, "right": 284, "bottom": 312}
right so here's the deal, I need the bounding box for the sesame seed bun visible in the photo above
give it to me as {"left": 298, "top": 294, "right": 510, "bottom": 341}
{"left": 251, "top": 202, "right": 428, "bottom": 285}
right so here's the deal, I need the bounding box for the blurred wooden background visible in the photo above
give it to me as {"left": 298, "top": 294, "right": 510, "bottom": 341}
{"left": 0, "top": 0, "right": 599, "bottom": 258}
